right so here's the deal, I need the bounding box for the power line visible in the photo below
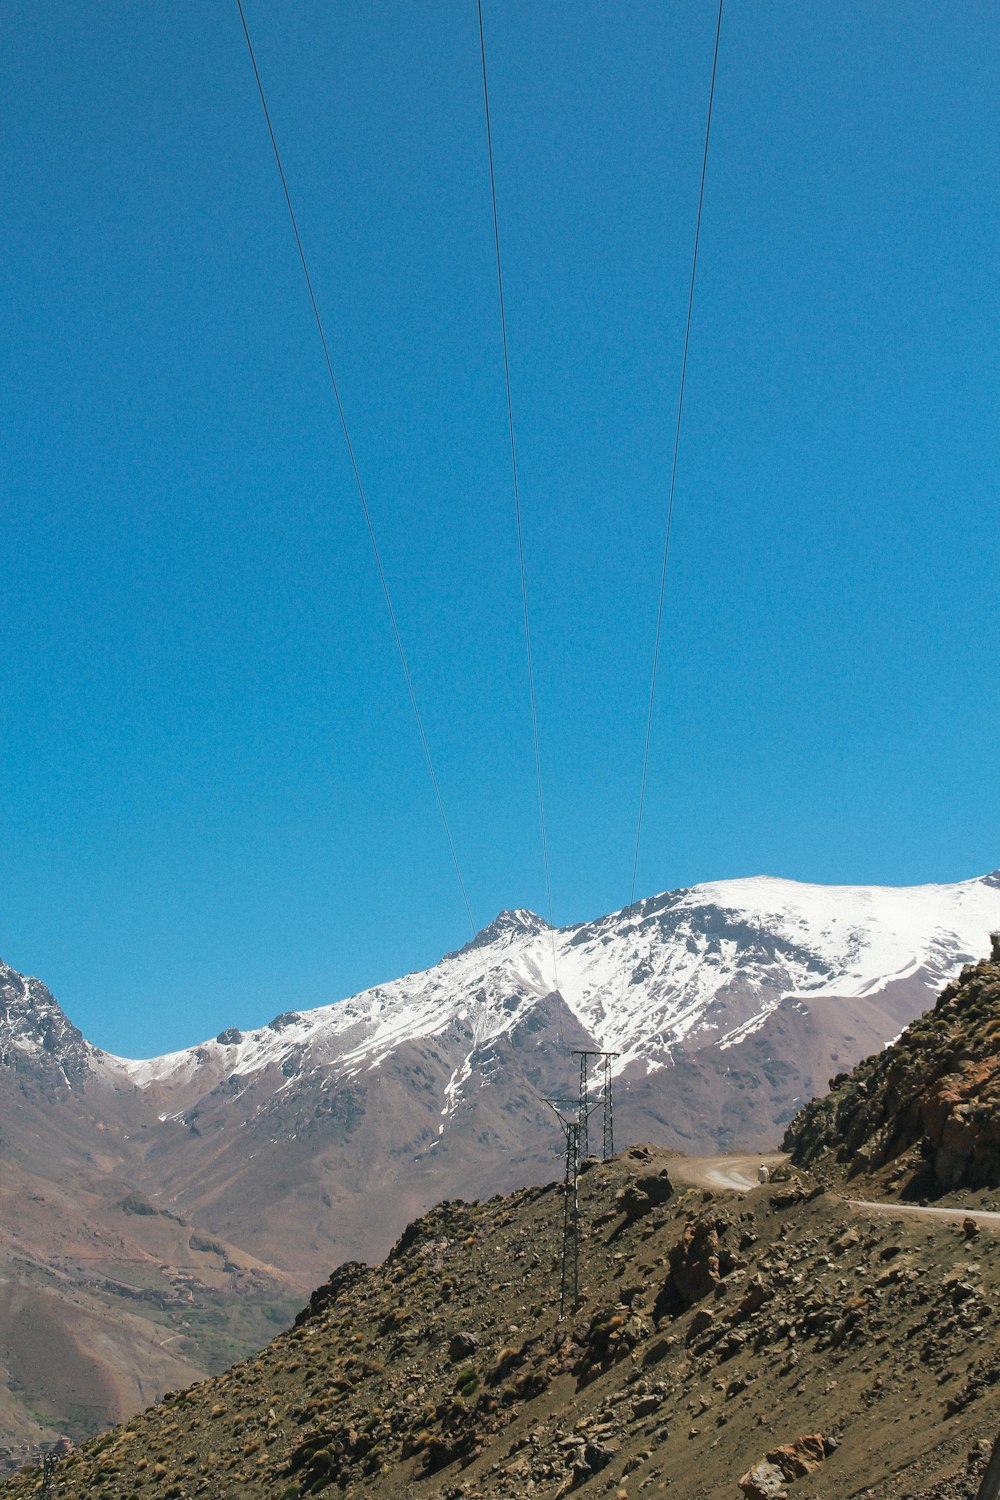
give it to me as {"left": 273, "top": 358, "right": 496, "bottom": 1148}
{"left": 623, "top": 0, "right": 724, "bottom": 941}
{"left": 234, "top": 0, "right": 476, "bottom": 939}
{"left": 477, "top": 0, "right": 559, "bottom": 986}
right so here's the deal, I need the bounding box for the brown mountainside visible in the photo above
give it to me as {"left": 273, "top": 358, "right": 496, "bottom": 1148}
{"left": 0, "top": 970, "right": 301, "bottom": 1468}
{"left": 5, "top": 1145, "right": 1000, "bottom": 1500}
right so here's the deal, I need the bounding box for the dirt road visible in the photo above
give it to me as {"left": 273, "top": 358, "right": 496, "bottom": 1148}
{"left": 671, "top": 1149, "right": 1000, "bottom": 1232}
{"left": 670, "top": 1151, "right": 787, "bottom": 1193}
{"left": 844, "top": 1197, "right": 1000, "bottom": 1228}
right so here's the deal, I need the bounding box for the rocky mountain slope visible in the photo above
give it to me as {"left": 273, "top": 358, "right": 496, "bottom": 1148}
{"left": 6, "top": 1144, "right": 1000, "bottom": 1500}
{"left": 0, "top": 969, "right": 301, "bottom": 1470}
{"left": 2, "top": 872, "right": 998, "bottom": 1461}
{"left": 785, "top": 940, "right": 1000, "bottom": 1198}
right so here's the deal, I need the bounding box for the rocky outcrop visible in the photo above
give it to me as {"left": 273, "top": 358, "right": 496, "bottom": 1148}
{"left": 614, "top": 1156, "right": 674, "bottom": 1221}
{"left": 740, "top": 1434, "right": 832, "bottom": 1497}
{"left": 0, "top": 963, "right": 93, "bottom": 1093}
{"left": 666, "top": 1214, "right": 739, "bottom": 1304}
{"left": 785, "top": 955, "right": 1000, "bottom": 1191}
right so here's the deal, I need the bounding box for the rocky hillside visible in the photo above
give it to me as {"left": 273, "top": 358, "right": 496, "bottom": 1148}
{"left": 5, "top": 1146, "right": 1000, "bottom": 1500}
{"left": 785, "top": 943, "right": 1000, "bottom": 1196}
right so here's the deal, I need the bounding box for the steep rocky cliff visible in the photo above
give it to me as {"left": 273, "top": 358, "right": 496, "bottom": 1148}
{"left": 785, "top": 946, "right": 1000, "bottom": 1193}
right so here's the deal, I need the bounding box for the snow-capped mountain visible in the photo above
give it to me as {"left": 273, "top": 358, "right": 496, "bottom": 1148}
{"left": 97, "top": 869, "right": 1000, "bottom": 1108}
{"left": 4, "top": 871, "right": 1000, "bottom": 1280}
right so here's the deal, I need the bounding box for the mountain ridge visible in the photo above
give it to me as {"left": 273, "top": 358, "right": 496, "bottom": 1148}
{"left": 10, "top": 868, "right": 993, "bottom": 1077}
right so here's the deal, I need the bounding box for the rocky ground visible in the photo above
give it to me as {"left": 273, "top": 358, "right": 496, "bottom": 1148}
{"left": 5, "top": 1143, "right": 1000, "bottom": 1500}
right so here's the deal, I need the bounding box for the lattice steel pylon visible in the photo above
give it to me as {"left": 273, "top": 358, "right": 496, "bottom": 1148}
{"left": 572, "top": 1050, "right": 620, "bottom": 1160}
{"left": 543, "top": 1096, "right": 586, "bottom": 1318}
{"left": 40, "top": 1453, "right": 59, "bottom": 1498}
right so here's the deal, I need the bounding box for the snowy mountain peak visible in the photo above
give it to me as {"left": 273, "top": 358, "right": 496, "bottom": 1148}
{"left": 13, "top": 872, "right": 1000, "bottom": 1154}
{"left": 452, "top": 908, "right": 550, "bottom": 956}
{"left": 0, "top": 959, "right": 92, "bottom": 1089}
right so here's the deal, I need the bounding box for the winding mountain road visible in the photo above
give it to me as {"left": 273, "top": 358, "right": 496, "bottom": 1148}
{"left": 673, "top": 1151, "right": 1000, "bottom": 1230}
{"left": 671, "top": 1151, "right": 787, "bottom": 1193}
{"left": 844, "top": 1198, "right": 1000, "bottom": 1228}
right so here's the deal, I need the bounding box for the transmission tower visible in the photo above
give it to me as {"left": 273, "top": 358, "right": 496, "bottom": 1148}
{"left": 572, "top": 1049, "right": 620, "bottom": 1159}
{"left": 40, "top": 1453, "right": 59, "bottom": 1498}
{"left": 543, "top": 1096, "right": 585, "bottom": 1317}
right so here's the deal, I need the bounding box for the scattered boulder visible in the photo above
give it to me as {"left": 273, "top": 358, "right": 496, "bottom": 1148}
{"left": 739, "top": 1433, "right": 829, "bottom": 1497}
{"left": 641, "top": 1334, "right": 675, "bottom": 1367}
{"left": 666, "top": 1216, "right": 736, "bottom": 1305}
{"left": 739, "top": 1458, "right": 788, "bottom": 1498}
{"left": 615, "top": 1168, "right": 673, "bottom": 1221}
{"left": 730, "top": 1274, "right": 773, "bottom": 1324}
{"left": 766, "top": 1432, "right": 828, "bottom": 1478}
{"left": 688, "top": 1307, "right": 715, "bottom": 1340}
{"left": 448, "top": 1332, "right": 479, "bottom": 1363}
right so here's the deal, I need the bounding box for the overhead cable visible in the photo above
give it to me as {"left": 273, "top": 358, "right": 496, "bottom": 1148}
{"left": 477, "top": 0, "right": 559, "bottom": 984}
{"left": 235, "top": 0, "right": 476, "bottom": 937}
{"left": 623, "top": 0, "right": 725, "bottom": 937}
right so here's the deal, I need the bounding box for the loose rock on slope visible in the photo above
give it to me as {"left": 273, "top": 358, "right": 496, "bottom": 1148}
{"left": 7, "top": 1140, "right": 1000, "bottom": 1500}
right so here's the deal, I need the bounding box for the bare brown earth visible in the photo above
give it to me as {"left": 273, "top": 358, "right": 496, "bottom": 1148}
{"left": 0, "top": 1079, "right": 301, "bottom": 1470}
{"left": 6, "top": 1145, "right": 1000, "bottom": 1500}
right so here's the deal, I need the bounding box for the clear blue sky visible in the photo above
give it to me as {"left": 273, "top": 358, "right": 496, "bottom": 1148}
{"left": 3, "top": 2, "right": 997, "bottom": 1057}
